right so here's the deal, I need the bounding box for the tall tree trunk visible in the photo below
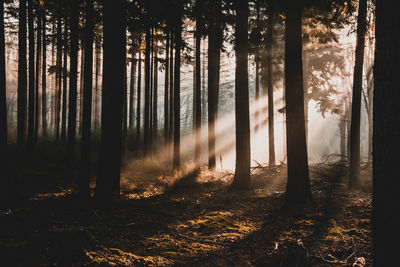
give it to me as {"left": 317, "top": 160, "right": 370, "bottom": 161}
{"left": 34, "top": 8, "right": 41, "bottom": 143}
{"left": 153, "top": 41, "right": 158, "bottom": 143}
{"left": 254, "top": 54, "right": 260, "bottom": 131}
{"left": 348, "top": 0, "right": 367, "bottom": 188}
{"left": 164, "top": 35, "right": 169, "bottom": 142}
{"left": 0, "top": 1, "right": 7, "bottom": 150}
{"left": 194, "top": 13, "right": 202, "bottom": 165}
{"left": 231, "top": 0, "right": 250, "bottom": 190}
{"left": 61, "top": 17, "right": 68, "bottom": 144}
{"left": 373, "top": 1, "right": 400, "bottom": 263}
{"left": 93, "top": 40, "right": 100, "bottom": 130}
{"left": 27, "top": 0, "right": 35, "bottom": 151}
{"left": 67, "top": 0, "right": 79, "bottom": 159}
{"left": 144, "top": 27, "right": 151, "bottom": 156}
{"left": 41, "top": 12, "right": 47, "bottom": 138}
{"left": 303, "top": 51, "right": 309, "bottom": 143}
{"left": 136, "top": 50, "right": 142, "bottom": 147}
{"left": 207, "top": 0, "right": 220, "bottom": 170}
{"left": 173, "top": 23, "right": 182, "bottom": 169}
{"left": 149, "top": 28, "right": 153, "bottom": 152}
{"left": 129, "top": 51, "right": 136, "bottom": 132}
{"left": 95, "top": 0, "right": 125, "bottom": 199}
{"left": 284, "top": 4, "right": 312, "bottom": 206}
{"left": 55, "top": 15, "right": 62, "bottom": 144}
{"left": 79, "top": 42, "right": 84, "bottom": 135}
{"left": 266, "top": 4, "right": 275, "bottom": 166}
{"left": 78, "top": 0, "right": 94, "bottom": 197}
{"left": 169, "top": 33, "right": 174, "bottom": 147}
{"left": 50, "top": 22, "right": 55, "bottom": 133}
{"left": 122, "top": 46, "right": 128, "bottom": 164}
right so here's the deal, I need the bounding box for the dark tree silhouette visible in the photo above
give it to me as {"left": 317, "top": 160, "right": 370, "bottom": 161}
{"left": 173, "top": 16, "right": 182, "bottom": 169}
{"left": 17, "top": 0, "right": 27, "bottom": 147}
{"left": 284, "top": 3, "right": 312, "bottom": 206}
{"left": 231, "top": 0, "right": 251, "bottom": 190}
{"left": 144, "top": 27, "right": 151, "bottom": 155}
{"left": 0, "top": 0, "right": 6, "bottom": 151}
{"left": 27, "top": 0, "right": 35, "bottom": 151}
{"left": 34, "top": 5, "right": 41, "bottom": 144}
{"left": 78, "top": 0, "right": 94, "bottom": 197}
{"left": 348, "top": 0, "right": 367, "bottom": 188}
{"left": 136, "top": 50, "right": 142, "bottom": 147}
{"left": 373, "top": 0, "right": 400, "bottom": 264}
{"left": 95, "top": 0, "right": 126, "bottom": 199}
{"left": 194, "top": 0, "right": 201, "bottom": 165}
{"left": 61, "top": 16, "right": 68, "bottom": 144}
{"left": 67, "top": 0, "right": 79, "bottom": 159}
{"left": 41, "top": 10, "right": 47, "bottom": 138}
{"left": 164, "top": 35, "right": 169, "bottom": 143}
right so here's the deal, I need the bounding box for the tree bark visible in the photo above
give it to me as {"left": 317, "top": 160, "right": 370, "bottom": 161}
{"left": 284, "top": 4, "right": 312, "bottom": 206}
{"left": 27, "top": 0, "right": 35, "bottom": 151}
{"left": 373, "top": 1, "right": 400, "bottom": 264}
{"left": 55, "top": 15, "right": 62, "bottom": 144}
{"left": 0, "top": 1, "right": 7, "bottom": 150}
{"left": 41, "top": 12, "right": 47, "bottom": 138}
{"left": 61, "top": 16, "right": 68, "bottom": 144}
{"left": 153, "top": 40, "right": 158, "bottom": 142}
{"left": 34, "top": 7, "right": 41, "bottom": 144}
{"left": 95, "top": 0, "right": 126, "bottom": 200}
{"left": 144, "top": 27, "right": 151, "bottom": 156}
{"left": 348, "top": 0, "right": 367, "bottom": 188}
{"left": 93, "top": 39, "right": 101, "bottom": 130}
{"left": 169, "top": 33, "right": 174, "bottom": 147}
{"left": 266, "top": 3, "right": 275, "bottom": 166}
{"left": 194, "top": 7, "right": 201, "bottom": 165}
{"left": 136, "top": 50, "right": 142, "bottom": 147}
{"left": 173, "top": 22, "right": 182, "bottom": 169}
{"left": 129, "top": 50, "right": 136, "bottom": 132}
{"left": 231, "top": 0, "right": 251, "bottom": 190}
{"left": 164, "top": 35, "right": 169, "bottom": 142}
{"left": 68, "top": 0, "right": 79, "bottom": 159}
{"left": 78, "top": 0, "right": 94, "bottom": 197}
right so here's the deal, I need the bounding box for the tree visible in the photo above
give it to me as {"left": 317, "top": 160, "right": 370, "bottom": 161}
{"left": 144, "top": 27, "right": 151, "bottom": 155}
{"left": 373, "top": 1, "right": 400, "bottom": 264}
{"left": 207, "top": 0, "right": 221, "bottom": 170}
{"left": 231, "top": 0, "right": 251, "bottom": 190}
{"left": 136, "top": 50, "right": 142, "bottom": 147}
{"left": 266, "top": 1, "right": 275, "bottom": 166}
{"left": 61, "top": 16, "right": 68, "bottom": 144}
{"left": 27, "top": 0, "right": 35, "bottom": 151}
{"left": 41, "top": 8, "right": 47, "bottom": 138}
{"left": 95, "top": 0, "right": 126, "bottom": 199}
{"left": 284, "top": 3, "right": 312, "bottom": 206}
{"left": 164, "top": 34, "right": 169, "bottom": 143}
{"left": 0, "top": 0, "right": 6, "bottom": 151}
{"left": 67, "top": 0, "right": 79, "bottom": 159}
{"left": 78, "top": 0, "right": 94, "bottom": 197}
{"left": 193, "top": 0, "right": 202, "bottom": 165}
{"left": 55, "top": 14, "right": 62, "bottom": 143}
{"left": 348, "top": 0, "right": 367, "bottom": 188}
{"left": 34, "top": 2, "right": 41, "bottom": 144}
{"left": 173, "top": 13, "right": 182, "bottom": 169}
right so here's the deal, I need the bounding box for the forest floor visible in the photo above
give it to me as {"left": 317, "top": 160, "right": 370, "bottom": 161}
{"left": 0, "top": 152, "right": 372, "bottom": 266}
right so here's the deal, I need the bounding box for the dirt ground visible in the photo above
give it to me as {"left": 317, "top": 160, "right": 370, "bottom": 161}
{"left": 0, "top": 157, "right": 372, "bottom": 266}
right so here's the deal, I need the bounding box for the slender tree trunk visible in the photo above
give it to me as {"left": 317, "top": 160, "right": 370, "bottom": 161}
{"left": 149, "top": 28, "right": 153, "bottom": 152}
{"left": 95, "top": 0, "right": 125, "bottom": 199}
{"left": 266, "top": 4, "right": 275, "bottom": 166}
{"left": 122, "top": 48, "right": 128, "bottom": 164}
{"left": 373, "top": 1, "right": 400, "bottom": 264}
{"left": 93, "top": 41, "right": 100, "bottom": 130}
{"left": 153, "top": 41, "right": 158, "bottom": 142}
{"left": 27, "top": 0, "right": 35, "bottom": 151}
{"left": 284, "top": 4, "right": 312, "bottom": 206}
{"left": 55, "top": 15, "right": 62, "bottom": 144}
{"left": 231, "top": 0, "right": 250, "bottom": 190}
{"left": 136, "top": 50, "right": 142, "bottom": 147}
{"left": 254, "top": 55, "right": 260, "bottom": 131}
{"left": 0, "top": 1, "right": 7, "bottom": 150}
{"left": 207, "top": 0, "right": 218, "bottom": 170}
{"left": 34, "top": 9, "right": 41, "bottom": 143}
{"left": 144, "top": 27, "right": 151, "bottom": 155}
{"left": 348, "top": 0, "right": 367, "bottom": 188}
{"left": 164, "top": 35, "right": 169, "bottom": 142}
{"left": 169, "top": 33, "right": 174, "bottom": 147}
{"left": 129, "top": 51, "right": 136, "bottom": 132}
{"left": 50, "top": 22, "right": 55, "bottom": 133}
{"left": 79, "top": 42, "right": 84, "bottom": 135}
{"left": 41, "top": 12, "right": 47, "bottom": 138}
{"left": 67, "top": 0, "right": 79, "bottom": 159}
{"left": 173, "top": 23, "right": 182, "bottom": 169}
{"left": 78, "top": 0, "right": 94, "bottom": 197}
{"left": 303, "top": 51, "right": 309, "bottom": 143}
{"left": 61, "top": 17, "right": 68, "bottom": 144}
{"left": 194, "top": 11, "right": 201, "bottom": 165}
